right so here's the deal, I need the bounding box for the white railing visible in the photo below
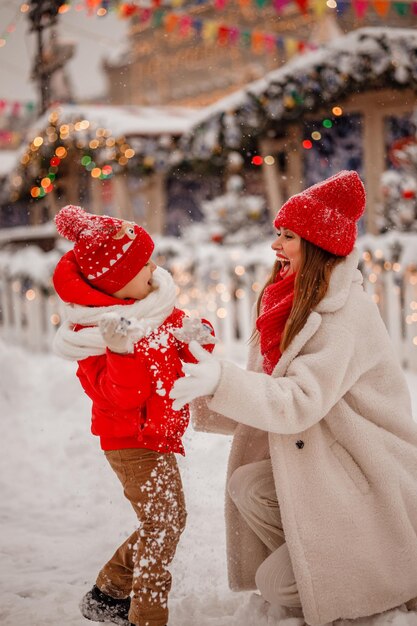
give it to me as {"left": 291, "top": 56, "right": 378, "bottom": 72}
{"left": 0, "top": 236, "right": 416, "bottom": 369}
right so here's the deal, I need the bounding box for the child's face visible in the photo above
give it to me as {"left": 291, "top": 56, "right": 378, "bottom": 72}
{"left": 112, "top": 260, "right": 157, "bottom": 300}
{"left": 271, "top": 228, "right": 302, "bottom": 278}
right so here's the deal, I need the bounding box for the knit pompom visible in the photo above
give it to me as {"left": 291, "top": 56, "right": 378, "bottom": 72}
{"left": 55, "top": 205, "right": 90, "bottom": 242}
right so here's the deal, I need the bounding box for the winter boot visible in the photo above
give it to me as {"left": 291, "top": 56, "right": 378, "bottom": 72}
{"left": 79, "top": 584, "right": 132, "bottom": 625}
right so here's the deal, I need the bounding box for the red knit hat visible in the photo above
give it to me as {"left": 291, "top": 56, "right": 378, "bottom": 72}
{"left": 54, "top": 205, "right": 154, "bottom": 294}
{"left": 274, "top": 170, "right": 366, "bottom": 256}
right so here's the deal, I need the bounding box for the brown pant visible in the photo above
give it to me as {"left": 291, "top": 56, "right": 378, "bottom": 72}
{"left": 228, "top": 459, "right": 302, "bottom": 611}
{"left": 96, "top": 448, "right": 187, "bottom": 626}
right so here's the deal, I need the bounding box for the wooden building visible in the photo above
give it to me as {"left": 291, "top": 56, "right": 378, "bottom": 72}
{"left": 103, "top": 5, "right": 417, "bottom": 108}
{"left": 183, "top": 27, "right": 417, "bottom": 233}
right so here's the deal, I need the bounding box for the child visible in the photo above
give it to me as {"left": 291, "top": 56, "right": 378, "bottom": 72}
{"left": 170, "top": 170, "right": 417, "bottom": 625}
{"left": 52, "top": 205, "right": 214, "bottom": 626}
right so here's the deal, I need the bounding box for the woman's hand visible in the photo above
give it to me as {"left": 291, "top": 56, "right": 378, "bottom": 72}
{"left": 170, "top": 341, "right": 221, "bottom": 410}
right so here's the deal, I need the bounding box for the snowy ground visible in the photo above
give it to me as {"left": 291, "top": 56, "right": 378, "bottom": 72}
{"left": 1, "top": 341, "right": 417, "bottom": 626}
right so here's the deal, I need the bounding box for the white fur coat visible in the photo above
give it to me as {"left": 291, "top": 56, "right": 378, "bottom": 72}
{"left": 192, "top": 250, "right": 417, "bottom": 626}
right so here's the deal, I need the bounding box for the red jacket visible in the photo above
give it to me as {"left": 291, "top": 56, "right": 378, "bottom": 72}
{"left": 54, "top": 251, "right": 214, "bottom": 455}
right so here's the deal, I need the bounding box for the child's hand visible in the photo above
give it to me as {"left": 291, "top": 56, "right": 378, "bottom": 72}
{"left": 99, "top": 313, "right": 141, "bottom": 354}
{"left": 170, "top": 317, "right": 217, "bottom": 345}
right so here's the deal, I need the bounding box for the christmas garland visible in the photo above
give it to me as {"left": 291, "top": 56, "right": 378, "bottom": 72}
{"left": 183, "top": 27, "right": 417, "bottom": 158}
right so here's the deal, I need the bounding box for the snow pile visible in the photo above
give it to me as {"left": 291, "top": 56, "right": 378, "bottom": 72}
{"left": 0, "top": 244, "right": 61, "bottom": 287}
{"left": 1, "top": 340, "right": 417, "bottom": 625}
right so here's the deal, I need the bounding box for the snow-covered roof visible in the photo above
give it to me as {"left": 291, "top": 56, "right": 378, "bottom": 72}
{"left": 30, "top": 103, "right": 200, "bottom": 138}
{"left": 185, "top": 27, "right": 417, "bottom": 158}
{"left": 0, "top": 222, "right": 56, "bottom": 245}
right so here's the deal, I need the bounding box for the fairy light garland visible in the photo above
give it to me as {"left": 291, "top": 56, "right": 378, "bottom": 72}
{"left": 11, "top": 109, "right": 178, "bottom": 202}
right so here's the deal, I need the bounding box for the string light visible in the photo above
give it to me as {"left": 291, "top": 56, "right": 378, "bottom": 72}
{"left": 251, "top": 156, "right": 263, "bottom": 165}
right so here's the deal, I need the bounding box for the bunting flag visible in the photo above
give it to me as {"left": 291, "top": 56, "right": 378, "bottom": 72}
{"left": 13, "top": 0, "right": 417, "bottom": 20}
{"left": 157, "top": 11, "right": 316, "bottom": 56}
{"left": 0, "top": 0, "right": 415, "bottom": 52}
{"left": 111, "top": 0, "right": 417, "bottom": 17}
{"left": 372, "top": 0, "right": 390, "bottom": 15}
{"left": 352, "top": 0, "right": 369, "bottom": 16}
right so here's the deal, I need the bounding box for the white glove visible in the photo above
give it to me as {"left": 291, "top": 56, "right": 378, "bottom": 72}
{"left": 99, "top": 313, "right": 142, "bottom": 354}
{"left": 170, "top": 317, "right": 217, "bottom": 345}
{"left": 170, "top": 340, "right": 221, "bottom": 411}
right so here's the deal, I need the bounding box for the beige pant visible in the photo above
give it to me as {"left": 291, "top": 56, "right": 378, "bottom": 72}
{"left": 228, "top": 458, "right": 302, "bottom": 610}
{"left": 96, "top": 448, "right": 187, "bottom": 626}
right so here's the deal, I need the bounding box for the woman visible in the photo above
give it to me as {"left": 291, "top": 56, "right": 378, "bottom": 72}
{"left": 170, "top": 170, "right": 417, "bottom": 626}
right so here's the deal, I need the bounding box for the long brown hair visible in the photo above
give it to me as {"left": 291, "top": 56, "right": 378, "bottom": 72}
{"left": 253, "top": 238, "right": 344, "bottom": 352}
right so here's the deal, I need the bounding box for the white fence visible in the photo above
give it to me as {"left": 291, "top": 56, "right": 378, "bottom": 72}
{"left": 0, "top": 236, "right": 416, "bottom": 369}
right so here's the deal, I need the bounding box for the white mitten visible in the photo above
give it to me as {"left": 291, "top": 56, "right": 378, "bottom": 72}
{"left": 170, "top": 340, "right": 221, "bottom": 410}
{"left": 170, "top": 317, "right": 217, "bottom": 345}
{"left": 99, "top": 313, "right": 142, "bottom": 354}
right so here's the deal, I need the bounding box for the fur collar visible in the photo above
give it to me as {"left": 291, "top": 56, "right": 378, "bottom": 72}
{"left": 272, "top": 249, "right": 362, "bottom": 377}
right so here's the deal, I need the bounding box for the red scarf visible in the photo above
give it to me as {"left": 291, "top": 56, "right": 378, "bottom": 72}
{"left": 256, "top": 272, "right": 296, "bottom": 375}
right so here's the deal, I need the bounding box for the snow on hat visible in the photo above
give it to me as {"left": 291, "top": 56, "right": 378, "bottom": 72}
{"left": 274, "top": 170, "right": 366, "bottom": 257}
{"left": 54, "top": 205, "right": 154, "bottom": 294}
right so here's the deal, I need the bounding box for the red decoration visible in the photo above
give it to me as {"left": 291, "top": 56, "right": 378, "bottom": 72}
{"left": 402, "top": 189, "right": 416, "bottom": 199}
{"left": 252, "top": 155, "right": 263, "bottom": 165}
{"left": 389, "top": 136, "right": 417, "bottom": 167}
{"left": 352, "top": 0, "right": 369, "bottom": 18}
{"left": 218, "top": 25, "right": 230, "bottom": 45}
{"left": 294, "top": 0, "right": 308, "bottom": 13}
{"left": 211, "top": 233, "right": 224, "bottom": 244}
{"left": 120, "top": 3, "right": 138, "bottom": 17}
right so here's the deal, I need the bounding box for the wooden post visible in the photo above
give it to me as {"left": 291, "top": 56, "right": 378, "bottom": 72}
{"left": 259, "top": 138, "right": 284, "bottom": 221}
{"left": 89, "top": 178, "right": 103, "bottom": 215}
{"left": 0, "top": 275, "right": 12, "bottom": 342}
{"left": 64, "top": 153, "right": 81, "bottom": 205}
{"left": 362, "top": 108, "right": 385, "bottom": 235}
{"left": 113, "top": 173, "right": 135, "bottom": 221}
{"left": 286, "top": 125, "right": 303, "bottom": 198}
{"left": 144, "top": 172, "right": 166, "bottom": 234}
{"left": 259, "top": 127, "right": 302, "bottom": 220}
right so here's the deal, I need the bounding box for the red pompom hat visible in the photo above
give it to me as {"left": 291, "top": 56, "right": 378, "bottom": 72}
{"left": 54, "top": 205, "right": 155, "bottom": 294}
{"left": 274, "top": 170, "right": 366, "bottom": 257}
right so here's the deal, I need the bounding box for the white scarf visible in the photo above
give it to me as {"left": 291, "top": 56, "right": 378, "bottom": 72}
{"left": 53, "top": 266, "right": 177, "bottom": 361}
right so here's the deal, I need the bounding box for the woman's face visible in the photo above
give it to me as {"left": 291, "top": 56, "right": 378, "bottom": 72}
{"left": 112, "top": 260, "right": 157, "bottom": 300}
{"left": 271, "top": 228, "right": 302, "bottom": 278}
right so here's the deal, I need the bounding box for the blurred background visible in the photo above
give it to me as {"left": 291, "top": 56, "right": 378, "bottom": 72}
{"left": 0, "top": 0, "right": 416, "bottom": 364}
{"left": 1, "top": 5, "right": 417, "bottom": 626}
